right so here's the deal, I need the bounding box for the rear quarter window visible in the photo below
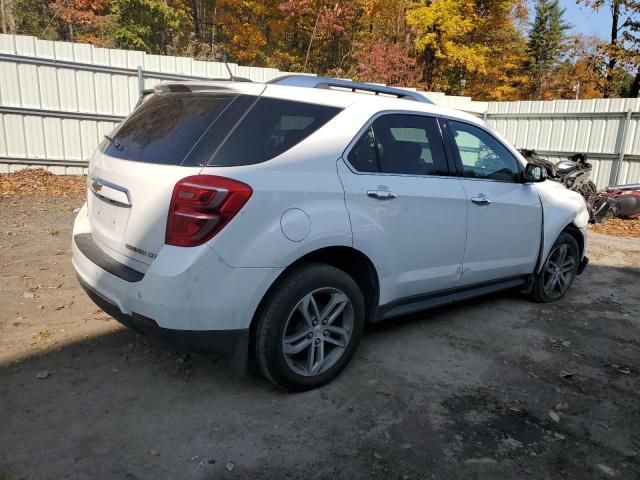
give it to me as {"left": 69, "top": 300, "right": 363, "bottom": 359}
{"left": 208, "top": 98, "right": 342, "bottom": 167}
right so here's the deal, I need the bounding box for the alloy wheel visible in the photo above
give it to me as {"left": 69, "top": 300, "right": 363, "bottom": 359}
{"left": 542, "top": 244, "right": 576, "bottom": 299}
{"left": 282, "top": 287, "right": 354, "bottom": 377}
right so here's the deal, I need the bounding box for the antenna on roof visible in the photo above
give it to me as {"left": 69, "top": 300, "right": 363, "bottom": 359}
{"left": 222, "top": 53, "right": 234, "bottom": 81}
{"left": 212, "top": 49, "right": 251, "bottom": 82}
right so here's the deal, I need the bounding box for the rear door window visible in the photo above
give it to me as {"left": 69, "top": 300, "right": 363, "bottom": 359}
{"left": 347, "top": 114, "right": 449, "bottom": 176}
{"left": 346, "top": 126, "right": 378, "bottom": 172}
{"left": 208, "top": 98, "right": 342, "bottom": 167}
{"left": 102, "top": 93, "right": 241, "bottom": 166}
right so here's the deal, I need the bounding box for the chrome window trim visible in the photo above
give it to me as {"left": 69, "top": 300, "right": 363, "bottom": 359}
{"left": 341, "top": 110, "right": 526, "bottom": 184}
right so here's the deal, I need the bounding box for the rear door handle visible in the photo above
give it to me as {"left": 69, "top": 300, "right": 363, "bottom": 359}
{"left": 367, "top": 190, "right": 397, "bottom": 200}
{"left": 471, "top": 197, "right": 491, "bottom": 205}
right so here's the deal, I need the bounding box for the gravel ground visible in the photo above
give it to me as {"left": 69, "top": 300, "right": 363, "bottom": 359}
{"left": 1, "top": 194, "right": 639, "bottom": 480}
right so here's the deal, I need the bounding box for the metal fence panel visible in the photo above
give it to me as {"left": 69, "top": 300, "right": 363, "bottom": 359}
{"left": 1, "top": 33, "right": 640, "bottom": 186}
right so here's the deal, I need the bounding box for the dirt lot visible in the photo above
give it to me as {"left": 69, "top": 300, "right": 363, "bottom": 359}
{"left": 1, "top": 187, "right": 640, "bottom": 479}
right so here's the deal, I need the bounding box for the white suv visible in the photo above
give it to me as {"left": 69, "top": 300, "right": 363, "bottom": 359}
{"left": 72, "top": 76, "right": 589, "bottom": 390}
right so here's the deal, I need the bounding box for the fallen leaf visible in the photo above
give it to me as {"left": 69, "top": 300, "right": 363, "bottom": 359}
{"left": 36, "top": 370, "right": 50, "bottom": 379}
{"left": 549, "top": 410, "right": 560, "bottom": 423}
{"left": 590, "top": 217, "right": 640, "bottom": 238}
{"left": 149, "top": 449, "right": 159, "bottom": 456}
{"left": 0, "top": 169, "right": 86, "bottom": 198}
{"left": 596, "top": 464, "right": 618, "bottom": 477}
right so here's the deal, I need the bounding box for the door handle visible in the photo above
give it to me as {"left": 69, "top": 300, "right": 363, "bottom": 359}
{"left": 471, "top": 197, "right": 491, "bottom": 205}
{"left": 367, "top": 190, "right": 397, "bottom": 200}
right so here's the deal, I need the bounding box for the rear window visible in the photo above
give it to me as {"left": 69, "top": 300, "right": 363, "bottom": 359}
{"left": 102, "top": 93, "right": 241, "bottom": 166}
{"left": 208, "top": 97, "right": 342, "bottom": 167}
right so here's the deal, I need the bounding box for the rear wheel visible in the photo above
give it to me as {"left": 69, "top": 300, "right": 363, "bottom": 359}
{"left": 254, "top": 263, "right": 365, "bottom": 391}
{"left": 530, "top": 233, "right": 579, "bottom": 303}
{"left": 580, "top": 180, "right": 597, "bottom": 198}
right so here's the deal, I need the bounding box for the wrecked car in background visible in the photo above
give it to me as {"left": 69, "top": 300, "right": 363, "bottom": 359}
{"left": 519, "top": 149, "right": 640, "bottom": 223}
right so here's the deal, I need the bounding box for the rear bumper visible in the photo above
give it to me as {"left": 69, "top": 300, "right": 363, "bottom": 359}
{"left": 77, "top": 275, "right": 249, "bottom": 371}
{"left": 72, "top": 203, "right": 282, "bottom": 332}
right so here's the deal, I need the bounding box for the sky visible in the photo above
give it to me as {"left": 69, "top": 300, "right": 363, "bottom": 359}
{"left": 543, "top": 1, "right": 611, "bottom": 40}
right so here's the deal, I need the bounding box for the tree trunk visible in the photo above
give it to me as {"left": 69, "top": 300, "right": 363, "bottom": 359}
{"left": 630, "top": 69, "right": 640, "bottom": 97}
{"left": 189, "top": 0, "right": 201, "bottom": 41}
{"left": 604, "top": 0, "right": 620, "bottom": 98}
{"left": 303, "top": 12, "right": 320, "bottom": 73}
{"left": 1, "top": 0, "right": 16, "bottom": 34}
{"left": 1, "top": 0, "right": 6, "bottom": 34}
{"left": 423, "top": 48, "right": 435, "bottom": 90}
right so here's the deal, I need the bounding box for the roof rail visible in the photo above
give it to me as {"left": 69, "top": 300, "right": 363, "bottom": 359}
{"left": 268, "top": 75, "right": 433, "bottom": 104}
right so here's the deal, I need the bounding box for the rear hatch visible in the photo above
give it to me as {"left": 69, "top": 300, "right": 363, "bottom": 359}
{"left": 86, "top": 82, "right": 265, "bottom": 271}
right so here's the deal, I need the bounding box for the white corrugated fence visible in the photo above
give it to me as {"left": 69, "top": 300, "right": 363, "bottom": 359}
{"left": 0, "top": 33, "right": 638, "bottom": 188}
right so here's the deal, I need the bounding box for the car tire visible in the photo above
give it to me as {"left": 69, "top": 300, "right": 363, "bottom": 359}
{"left": 254, "top": 262, "right": 365, "bottom": 391}
{"left": 530, "top": 232, "right": 580, "bottom": 303}
{"left": 580, "top": 180, "right": 597, "bottom": 198}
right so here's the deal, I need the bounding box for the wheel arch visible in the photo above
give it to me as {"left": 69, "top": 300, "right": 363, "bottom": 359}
{"left": 249, "top": 246, "right": 380, "bottom": 335}
{"left": 536, "top": 220, "right": 585, "bottom": 273}
{"left": 562, "top": 222, "right": 585, "bottom": 260}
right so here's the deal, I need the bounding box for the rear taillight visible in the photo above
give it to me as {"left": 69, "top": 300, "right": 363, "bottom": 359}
{"left": 166, "top": 175, "right": 252, "bottom": 247}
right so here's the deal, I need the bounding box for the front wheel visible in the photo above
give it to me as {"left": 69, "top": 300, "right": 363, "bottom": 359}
{"left": 530, "top": 233, "right": 580, "bottom": 303}
{"left": 254, "top": 263, "right": 365, "bottom": 391}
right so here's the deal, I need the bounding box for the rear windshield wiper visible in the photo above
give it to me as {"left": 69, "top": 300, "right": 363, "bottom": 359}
{"left": 104, "top": 135, "right": 123, "bottom": 151}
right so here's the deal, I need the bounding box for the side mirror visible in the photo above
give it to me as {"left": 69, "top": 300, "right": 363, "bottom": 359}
{"left": 524, "top": 163, "right": 547, "bottom": 183}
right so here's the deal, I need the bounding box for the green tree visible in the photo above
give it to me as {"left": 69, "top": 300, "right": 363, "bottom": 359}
{"left": 110, "top": 0, "right": 183, "bottom": 53}
{"left": 527, "top": 0, "right": 571, "bottom": 98}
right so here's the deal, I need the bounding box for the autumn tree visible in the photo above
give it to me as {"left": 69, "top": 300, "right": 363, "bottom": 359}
{"left": 6, "top": 0, "right": 640, "bottom": 99}
{"left": 405, "top": 0, "right": 531, "bottom": 99}
{"left": 211, "top": 0, "right": 283, "bottom": 65}
{"left": 406, "top": 0, "right": 485, "bottom": 91}
{"left": 545, "top": 35, "right": 605, "bottom": 98}
{"left": 347, "top": 0, "right": 416, "bottom": 85}
{"left": 47, "top": 0, "right": 112, "bottom": 44}
{"left": 463, "top": 0, "right": 531, "bottom": 100}
{"left": 352, "top": 41, "right": 418, "bottom": 86}
{"left": 578, "top": 1, "right": 640, "bottom": 97}
{"left": 277, "top": 0, "right": 358, "bottom": 74}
